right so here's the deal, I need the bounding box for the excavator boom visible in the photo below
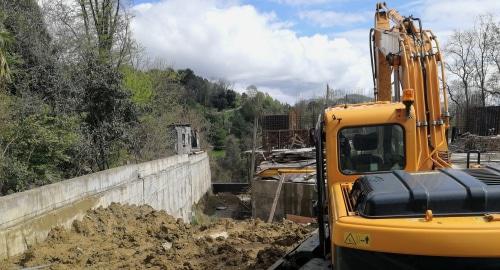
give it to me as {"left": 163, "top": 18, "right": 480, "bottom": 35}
{"left": 372, "top": 2, "right": 450, "bottom": 170}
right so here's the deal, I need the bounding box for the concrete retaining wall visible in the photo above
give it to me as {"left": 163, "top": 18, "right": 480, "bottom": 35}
{"left": 0, "top": 152, "right": 211, "bottom": 258}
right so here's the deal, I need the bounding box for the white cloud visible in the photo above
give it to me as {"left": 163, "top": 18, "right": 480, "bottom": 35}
{"left": 131, "top": 0, "right": 371, "bottom": 104}
{"left": 397, "top": 0, "right": 500, "bottom": 43}
{"left": 332, "top": 28, "right": 369, "bottom": 55}
{"left": 272, "top": 0, "right": 333, "bottom": 6}
{"left": 420, "top": 0, "right": 500, "bottom": 29}
{"left": 299, "top": 10, "right": 371, "bottom": 28}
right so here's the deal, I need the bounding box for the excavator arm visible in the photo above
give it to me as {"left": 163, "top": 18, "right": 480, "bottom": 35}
{"left": 372, "top": 2, "right": 450, "bottom": 170}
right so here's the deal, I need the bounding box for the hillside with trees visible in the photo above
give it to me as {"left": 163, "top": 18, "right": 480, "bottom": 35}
{"left": 0, "top": 0, "right": 287, "bottom": 195}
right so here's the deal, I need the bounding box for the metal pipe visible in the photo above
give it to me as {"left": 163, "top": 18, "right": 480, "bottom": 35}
{"left": 394, "top": 67, "right": 401, "bottom": 101}
{"left": 427, "top": 30, "right": 449, "bottom": 116}
{"left": 314, "top": 114, "right": 327, "bottom": 258}
{"left": 399, "top": 40, "right": 411, "bottom": 90}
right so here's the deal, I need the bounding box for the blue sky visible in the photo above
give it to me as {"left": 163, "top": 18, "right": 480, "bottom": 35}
{"left": 132, "top": 0, "right": 422, "bottom": 36}
{"left": 134, "top": 0, "right": 411, "bottom": 34}
{"left": 130, "top": 0, "right": 500, "bottom": 103}
{"left": 246, "top": 0, "right": 375, "bottom": 35}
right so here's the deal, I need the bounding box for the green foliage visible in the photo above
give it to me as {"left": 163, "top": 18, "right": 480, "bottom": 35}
{"left": 0, "top": 28, "right": 11, "bottom": 84}
{"left": 220, "top": 135, "right": 244, "bottom": 179}
{"left": 1, "top": 0, "right": 60, "bottom": 101}
{"left": 206, "top": 112, "right": 229, "bottom": 150}
{"left": 0, "top": 91, "right": 13, "bottom": 165}
{"left": 210, "top": 149, "right": 225, "bottom": 158}
{"left": 121, "top": 65, "right": 153, "bottom": 105}
{"left": 80, "top": 60, "right": 138, "bottom": 171}
{"left": 229, "top": 111, "right": 251, "bottom": 138}
{"left": 240, "top": 88, "right": 288, "bottom": 121}
{"left": 211, "top": 135, "right": 249, "bottom": 182}
{"left": 130, "top": 69, "right": 185, "bottom": 161}
{"left": 0, "top": 97, "right": 79, "bottom": 194}
{"left": 179, "top": 68, "right": 238, "bottom": 110}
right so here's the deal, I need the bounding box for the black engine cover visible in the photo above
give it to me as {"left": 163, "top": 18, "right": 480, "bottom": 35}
{"left": 350, "top": 165, "right": 500, "bottom": 218}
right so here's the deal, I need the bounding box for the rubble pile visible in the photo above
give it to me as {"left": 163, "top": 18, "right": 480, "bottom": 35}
{"left": 450, "top": 133, "right": 500, "bottom": 152}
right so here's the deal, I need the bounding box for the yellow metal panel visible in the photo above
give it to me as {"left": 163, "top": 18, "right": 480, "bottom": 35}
{"left": 329, "top": 182, "right": 500, "bottom": 257}
{"left": 374, "top": 11, "right": 392, "bottom": 102}
{"left": 332, "top": 215, "right": 500, "bottom": 257}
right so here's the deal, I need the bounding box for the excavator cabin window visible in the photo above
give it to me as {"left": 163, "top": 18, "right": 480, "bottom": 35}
{"left": 339, "top": 124, "right": 405, "bottom": 174}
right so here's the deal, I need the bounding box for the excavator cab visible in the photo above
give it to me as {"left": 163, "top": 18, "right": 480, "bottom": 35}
{"left": 323, "top": 105, "right": 500, "bottom": 269}
{"left": 324, "top": 102, "right": 418, "bottom": 178}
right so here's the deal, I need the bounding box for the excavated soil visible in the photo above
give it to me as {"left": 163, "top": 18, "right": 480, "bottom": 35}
{"left": 2, "top": 203, "right": 313, "bottom": 270}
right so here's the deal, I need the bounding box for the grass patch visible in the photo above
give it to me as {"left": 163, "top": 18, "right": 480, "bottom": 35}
{"left": 210, "top": 149, "right": 225, "bottom": 158}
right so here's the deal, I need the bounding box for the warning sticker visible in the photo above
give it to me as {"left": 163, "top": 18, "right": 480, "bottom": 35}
{"left": 343, "top": 232, "right": 371, "bottom": 247}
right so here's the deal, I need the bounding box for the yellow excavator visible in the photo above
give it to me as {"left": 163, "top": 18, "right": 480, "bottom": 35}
{"left": 270, "top": 2, "right": 500, "bottom": 270}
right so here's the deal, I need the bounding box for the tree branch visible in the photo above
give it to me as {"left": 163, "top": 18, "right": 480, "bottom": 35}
{"left": 79, "top": 0, "right": 91, "bottom": 44}
{"left": 88, "top": 0, "right": 99, "bottom": 33}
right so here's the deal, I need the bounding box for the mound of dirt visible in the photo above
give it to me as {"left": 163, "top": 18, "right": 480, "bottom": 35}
{"left": 3, "top": 203, "right": 313, "bottom": 270}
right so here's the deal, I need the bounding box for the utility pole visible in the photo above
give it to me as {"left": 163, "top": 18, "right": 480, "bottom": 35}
{"left": 325, "top": 84, "right": 330, "bottom": 107}
{"left": 249, "top": 116, "right": 258, "bottom": 184}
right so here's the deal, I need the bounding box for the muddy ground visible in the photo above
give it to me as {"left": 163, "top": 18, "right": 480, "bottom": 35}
{"left": 1, "top": 203, "right": 313, "bottom": 270}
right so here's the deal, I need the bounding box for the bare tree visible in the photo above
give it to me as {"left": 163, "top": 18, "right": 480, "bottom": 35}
{"left": 445, "top": 81, "right": 462, "bottom": 108}
{"left": 488, "top": 20, "right": 500, "bottom": 97}
{"left": 40, "top": 0, "right": 134, "bottom": 67}
{"left": 471, "top": 14, "right": 495, "bottom": 107}
{"left": 445, "top": 30, "right": 475, "bottom": 118}
{"left": 79, "top": 0, "right": 134, "bottom": 66}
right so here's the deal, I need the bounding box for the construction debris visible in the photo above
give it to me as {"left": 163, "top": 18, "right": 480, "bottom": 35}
{"left": 450, "top": 133, "right": 500, "bottom": 152}
{"left": 1, "top": 203, "right": 313, "bottom": 270}
{"left": 268, "top": 148, "right": 315, "bottom": 163}
{"left": 256, "top": 148, "right": 316, "bottom": 181}
{"left": 252, "top": 147, "right": 317, "bottom": 221}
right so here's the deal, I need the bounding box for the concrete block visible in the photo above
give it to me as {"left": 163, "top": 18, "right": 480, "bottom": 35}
{"left": 252, "top": 180, "right": 316, "bottom": 221}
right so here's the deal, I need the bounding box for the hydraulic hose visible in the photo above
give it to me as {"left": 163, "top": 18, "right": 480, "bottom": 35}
{"left": 369, "top": 28, "right": 377, "bottom": 99}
